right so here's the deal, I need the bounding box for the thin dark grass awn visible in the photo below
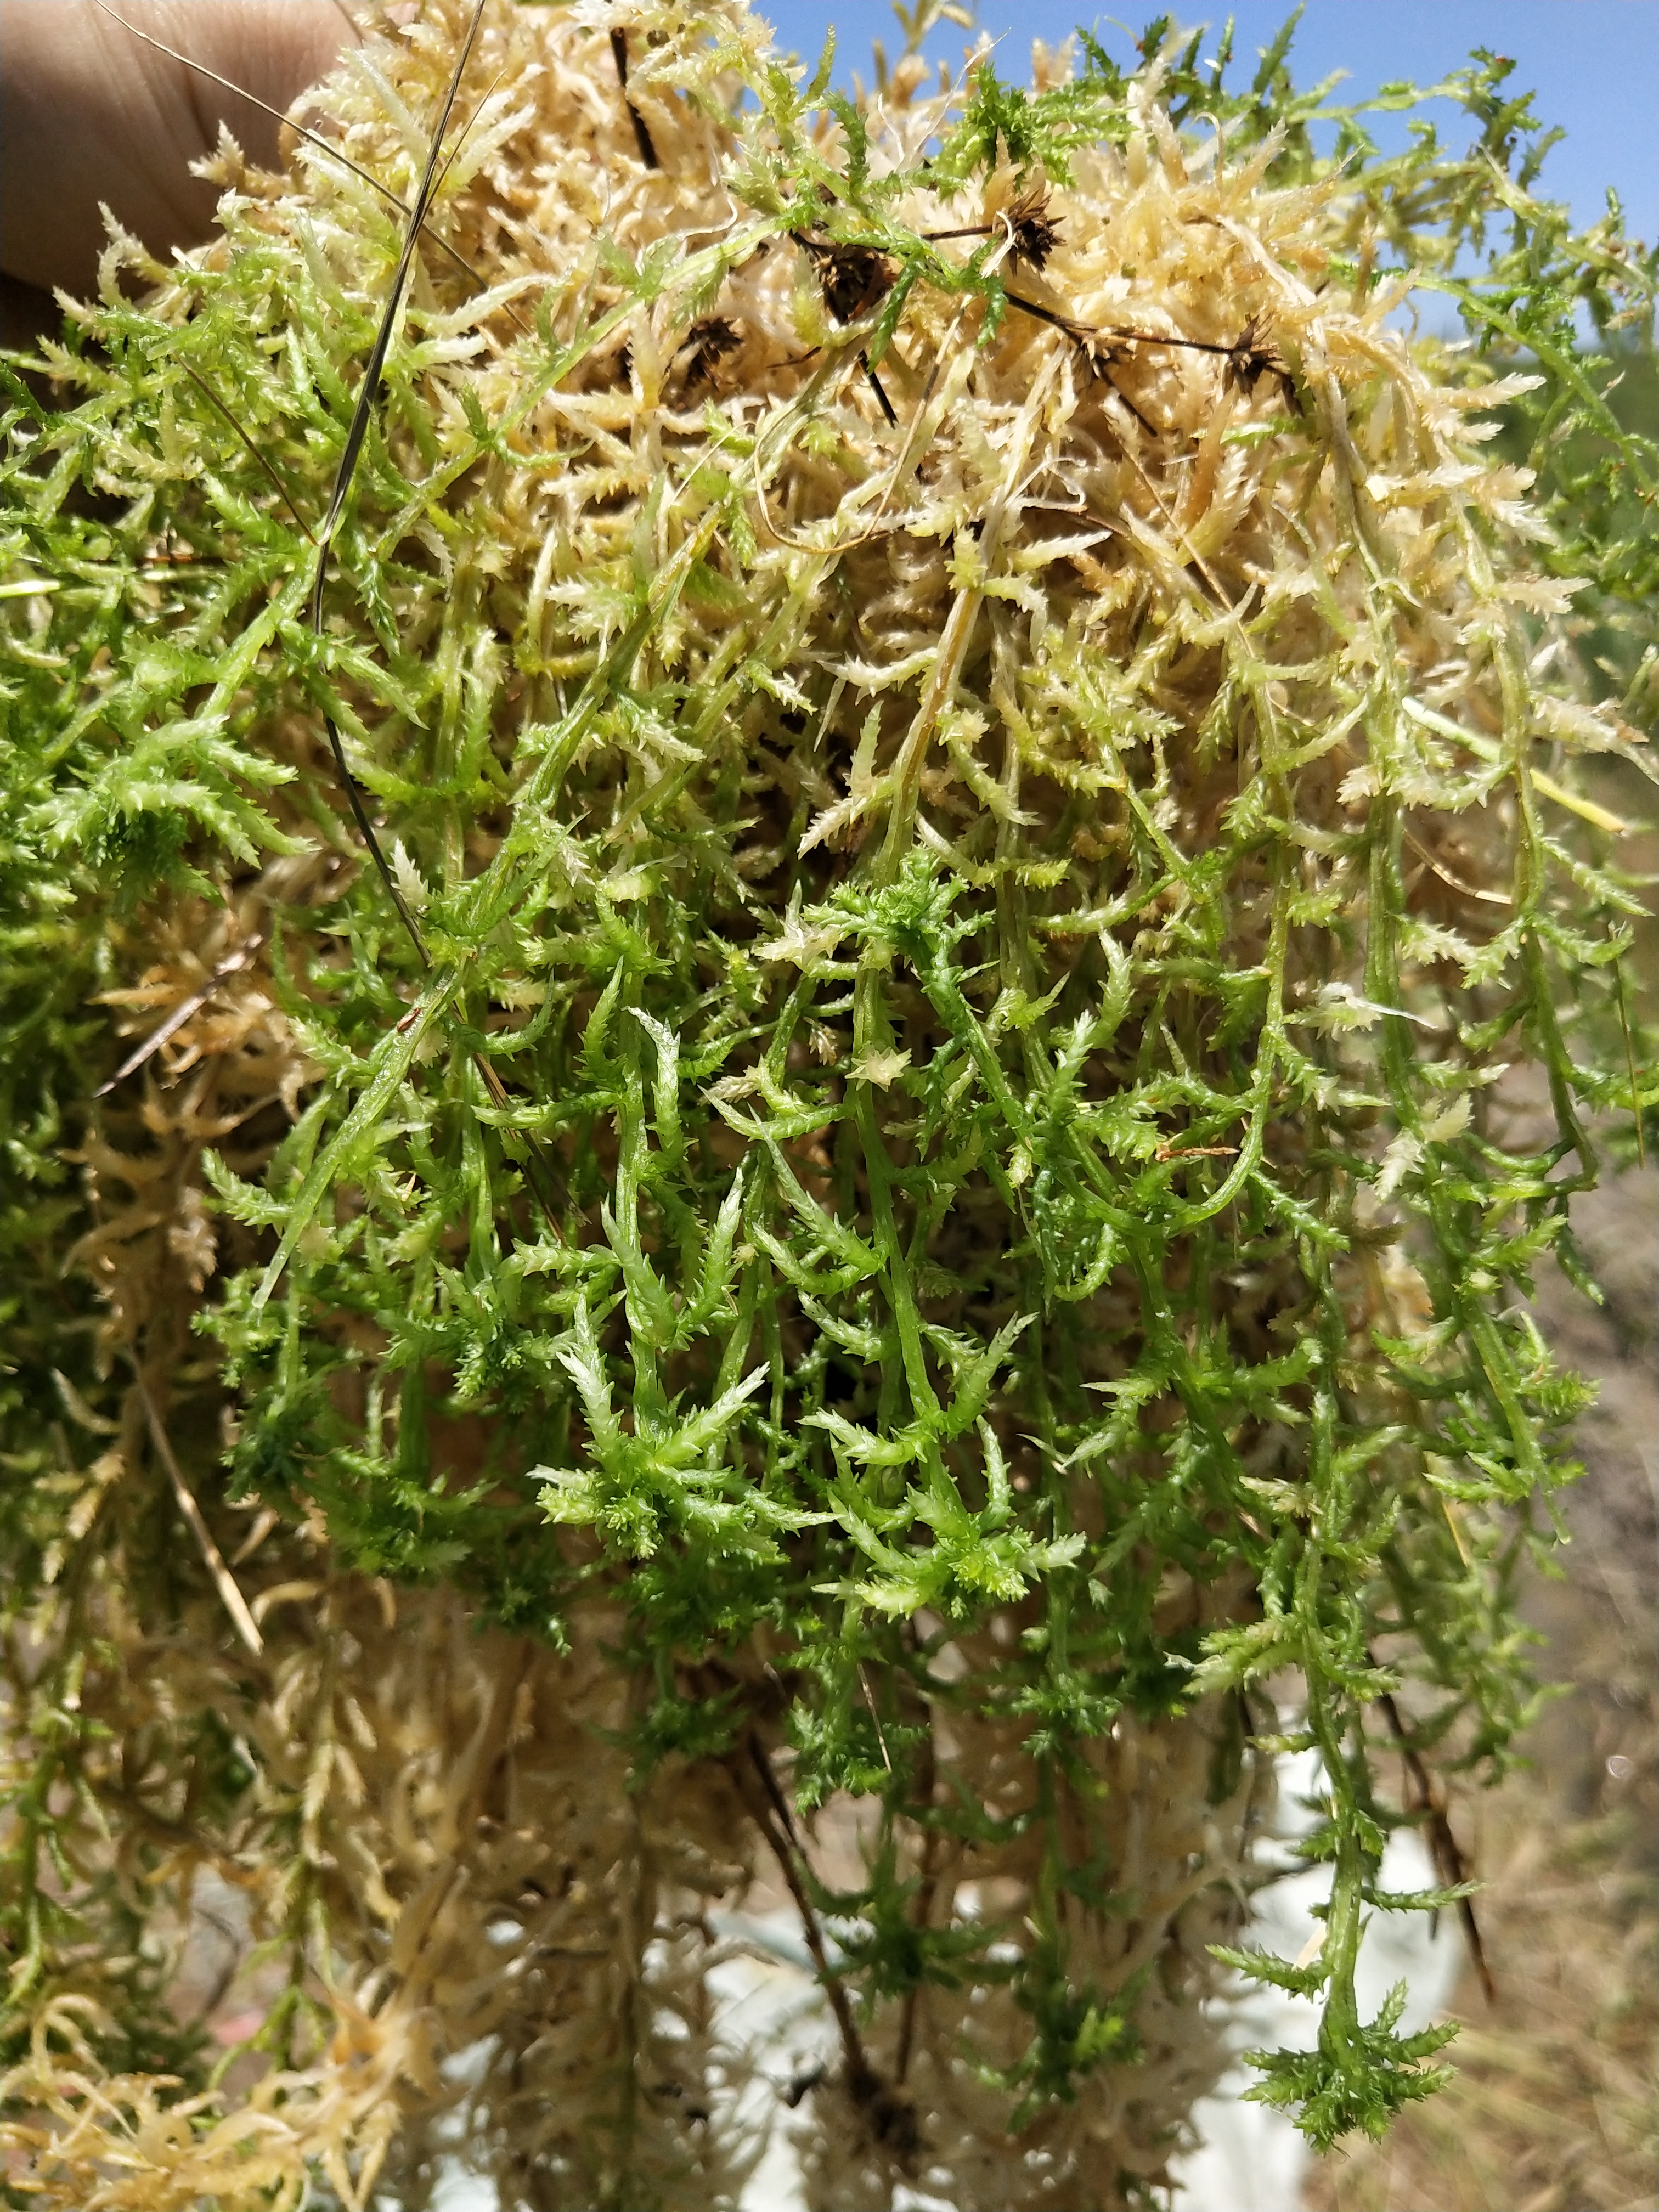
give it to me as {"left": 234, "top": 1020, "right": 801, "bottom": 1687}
{"left": 176, "top": 364, "right": 317, "bottom": 544}
{"left": 302, "top": 0, "right": 567, "bottom": 1224}
{"left": 303, "top": 0, "right": 487, "bottom": 955}
{"left": 611, "top": 27, "right": 661, "bottom": 171}
{"left": 90, "top": 0, "right": 516, "bottom": 325}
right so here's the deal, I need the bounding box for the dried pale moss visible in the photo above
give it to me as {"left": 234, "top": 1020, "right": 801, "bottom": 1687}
{"left": 1, "top": 3, "right": 1655, "bottom": 2207}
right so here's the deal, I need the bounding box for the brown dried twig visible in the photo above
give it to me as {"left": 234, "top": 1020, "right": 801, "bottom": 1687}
{"left": 731, "top": 1731, "right": 919, "bottom": 2153}
{"left": 1105, "top": 309, "right": 1299, "bottom": 411}
{"left": 998, "top": 287, "right": 1298, "bottom": 422}
{"left": 1375, "top": 1682, "right": 1497, "bottom": 2007}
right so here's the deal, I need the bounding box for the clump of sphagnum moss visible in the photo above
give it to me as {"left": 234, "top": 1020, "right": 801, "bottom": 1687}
{"left": 1, "top": 1, "right": 1654, "bottom": 2205}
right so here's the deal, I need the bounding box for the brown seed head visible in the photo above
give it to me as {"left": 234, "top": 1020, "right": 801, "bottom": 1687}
{"left": 1005, "top": 184, "right": 1060, "bottom": 273}
{"left": 678, "top": 315, "right": 742, "bottom": 391}
{"left": 1223, "top": 311, "right": 1298, "bottom": 410}
{"left": 799, "top": 235, "right": 898, "bottom": 325}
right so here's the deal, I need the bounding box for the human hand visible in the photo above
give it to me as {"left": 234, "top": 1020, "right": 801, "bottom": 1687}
{"left": 1, "top": 0, "right": 351, "bottom": 340}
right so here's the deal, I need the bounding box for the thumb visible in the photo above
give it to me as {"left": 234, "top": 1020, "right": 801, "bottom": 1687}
{"left": 0, "top": 0, "right": 352, "bottom": 302}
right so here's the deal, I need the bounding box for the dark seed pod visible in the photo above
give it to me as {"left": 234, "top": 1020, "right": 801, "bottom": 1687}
{"left": 799, "top": 234, "right": 899, "bottom": 325}
{"left": 676, "top": 314, "right": 742, "bottom": 391}
{"left": 1223, "top": 309, "right": 1299, "bottom": 409}
{"left": 1005, "top": 183, "right": 1061, "bottom": 273}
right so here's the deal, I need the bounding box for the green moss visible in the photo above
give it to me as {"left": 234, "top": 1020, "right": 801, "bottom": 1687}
{"left": 1, "top": 2, "right": 1653, "bottom": 2195}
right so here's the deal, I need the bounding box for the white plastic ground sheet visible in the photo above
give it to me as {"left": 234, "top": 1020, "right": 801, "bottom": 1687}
{"left": 425, "top": 1745, "right": 1463, "bottom": 2212}
{"left": 1165, "top": 1747, "right": 1463, "bottom": 2212}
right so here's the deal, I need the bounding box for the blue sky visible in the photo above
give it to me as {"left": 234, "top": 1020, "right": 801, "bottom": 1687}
{"left": 753, "top": 0, "right": 1659, "bottom": 244}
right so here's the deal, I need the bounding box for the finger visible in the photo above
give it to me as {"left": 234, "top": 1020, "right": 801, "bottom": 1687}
{"left": 0, "top": 0, "right": 351, "bottom": 300}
